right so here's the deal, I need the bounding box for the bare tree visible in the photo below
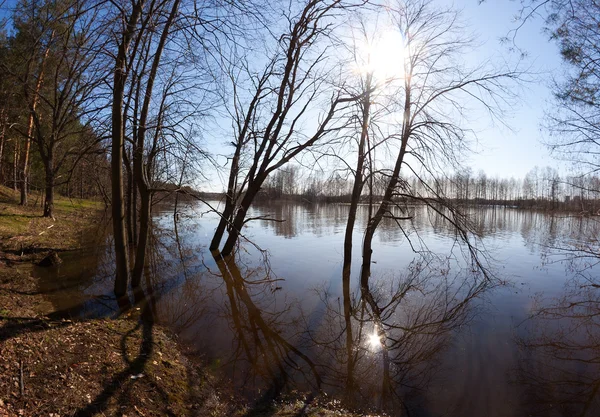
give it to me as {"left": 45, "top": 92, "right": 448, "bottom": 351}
{"left": 332, "top": 0, "right": 523, "bottom": 405}
{"left": 358, "top": 0, "right": 521, "bottom": 288}
{"left": 209, "top": 0, "right": 362, "bottom": 257}
{"left": 110, "top": 0, "right": 247, "bottom": 295}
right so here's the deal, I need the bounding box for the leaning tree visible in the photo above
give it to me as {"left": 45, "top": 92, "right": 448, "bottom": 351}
{"left": 209, "top": 0, "right": 363, "bottom": 257}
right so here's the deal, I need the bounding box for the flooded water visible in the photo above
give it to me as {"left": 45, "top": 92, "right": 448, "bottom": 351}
{"left": 33, "top": 202, "right": 600, "bottom": 416}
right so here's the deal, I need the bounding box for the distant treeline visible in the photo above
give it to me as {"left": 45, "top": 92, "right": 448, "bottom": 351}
{"left": 197, "top": 165, "right": 600, "bottom": 213}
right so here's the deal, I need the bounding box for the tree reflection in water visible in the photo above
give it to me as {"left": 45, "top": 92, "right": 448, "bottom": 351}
{"left": 120, "top": 206, "right": 495, "bottom": 414}
{"left": 211, "top": 254, "right": 322, "bottom": 402}
{"left": 39, "top": 204, "right": 600, "bottom": 414}
{"left": 133, "top": 222, "right": 484, "bottom": 415}
{"left": 515, "top": 280, "right": 600, "bottom": 416}
{"left": 515, "top": 215, "right": 600, "bottom": 417}
{"left": 310, "top": 254, "right": 489, "bottom": 414}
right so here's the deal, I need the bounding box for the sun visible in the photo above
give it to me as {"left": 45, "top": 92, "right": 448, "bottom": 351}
{"left": 357, "top": 29, "right": 405, "bottom": 80}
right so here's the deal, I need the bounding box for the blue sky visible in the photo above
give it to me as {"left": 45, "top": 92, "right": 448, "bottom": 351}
{"left": 455, "top": 0, "right": 564, "bottom": 178}
{"left": 196, "top": 0, "right": 568, "bottom": 192}
{"left": 0, "top": 0, "right": 568, "bottom": 187}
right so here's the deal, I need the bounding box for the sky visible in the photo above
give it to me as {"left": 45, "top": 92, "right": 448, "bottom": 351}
{"left": 0, "top": 0, "right": 569, "bottom": 189}
{"left": 195, "top": 0, "right": 568, "bottom": 192}
{"left": 451, "top": 0, "right": 564, "bottom": 179}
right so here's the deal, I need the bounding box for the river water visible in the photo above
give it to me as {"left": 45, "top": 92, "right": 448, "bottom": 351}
{"left": 33, "top": 201, "right": 600, "bottom": 416}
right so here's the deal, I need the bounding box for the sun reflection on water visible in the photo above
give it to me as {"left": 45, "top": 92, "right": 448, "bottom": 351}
{"left": 368, "top": 329, "right": 382, "bottom": 350}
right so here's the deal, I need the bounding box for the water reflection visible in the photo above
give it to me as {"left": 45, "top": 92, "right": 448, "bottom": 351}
{"left": 308, "top": 255, "right": 487, "bottom": 413}
{"left": 212, "top": 255, "right": 322, "bottom": 400}
{"left": 513, "top": 216, "right": 600, "bottom": 417}
{"left": 515, "top": 278, "right": 600, "bottom": 416}
{"left": 32, "top": 202, "right": 600, "bottom": 415}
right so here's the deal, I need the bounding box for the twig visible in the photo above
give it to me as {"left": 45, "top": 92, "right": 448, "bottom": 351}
{"left": 19, "top": 360, "right": 24, "bottom": 398}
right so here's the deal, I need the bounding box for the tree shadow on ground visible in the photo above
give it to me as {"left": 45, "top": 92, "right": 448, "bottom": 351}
{"left": 0, "top": 286, "right": 212, "bottom": 416}
{"left": 70, "top": 289, "right": 172, "bottom": 416}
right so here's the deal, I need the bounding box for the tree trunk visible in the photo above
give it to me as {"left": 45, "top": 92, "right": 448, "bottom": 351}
{"left": 360, "top": 82, "right": 411, "bottom": 291}
{"left": 43, "top": 156, "right": 54, "bottom": 218}
{"left": 210, "top": 200, "right": 235, "bottom": 251}
{"left": 0, "top": 112, "right": 6, "bottom": 184}
{"left": 13, "top": 140, "right": 19, "bottom": 191}
{"left": 130, "top": 0, "right": 181, "bottom": 288}
{"left": 360, "top": 170, "right": 400, "bottom": 290}
{"left": 131, "top": 182, "right": 150, "bottom": 288}
{"left": 112, "top": 83, "right": 131, "bottom": 297}
{"left": 356, "top": 86, "right": 411, "bottom": 408}
{"left": 125, "top": 151, "right": 134, "bottom": 247}
{"left": 112, "top": 1, "right": 144, "bottom": 297}
{"left": 20, "top": 31, "right": 52, "bottom": 206}
{"left": 220, "top": 182, "right": 264, "bottom": 257}
{"left": 112, "top": 56, "right": 131, "bottom": 297}
{"left": 20, "top": 116, "right": 33, "bottom": 206}
{"left": 210, "top": 147, "right": 240, "bottom": 250}
{"left": 342, "top": 77, "right": 371, "bottom": 396}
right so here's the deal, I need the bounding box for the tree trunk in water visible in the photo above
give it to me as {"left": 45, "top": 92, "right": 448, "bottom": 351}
{"left": 360, "top": 83, "right": 411, "bottom": 291}
{"left": 111, "top": 1, "right": 144, "bottom": 297}
{"left": 342, "top": 77, "right": 371, "bottom": 396}
{"left": 210, "top": 147, "right": 241, "bottom": 251}
{"left": 210, "top": 200, "right": 234, "bottom": 251}
{"left": 131, "top": 186, "right": 150, "bottom": 288}
{"left": 220, "top": 184, "right": 262, "bottom": 257}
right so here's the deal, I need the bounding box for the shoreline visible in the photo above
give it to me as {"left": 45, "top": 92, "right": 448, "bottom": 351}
{"left": 0, "top": 186, "right": 370, "bottom": 417}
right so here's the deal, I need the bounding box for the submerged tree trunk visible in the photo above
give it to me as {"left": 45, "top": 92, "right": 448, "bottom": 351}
{"left": 220, "top": 181, "right": 264, "bottom": 257}
{"left": 342, "top": 75, "right": 371, "bottom": 397}
{"left": 112, "top": 2, "right": 144, "bottom": 297}
{"left": 210, "top": 140, "right": 242, "bottom": 251}
{"left": 210, "top": 199, "right": 235, "bottom": 251}
{"left": 131, "top": 183, "right": 150, "bottom": 288}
